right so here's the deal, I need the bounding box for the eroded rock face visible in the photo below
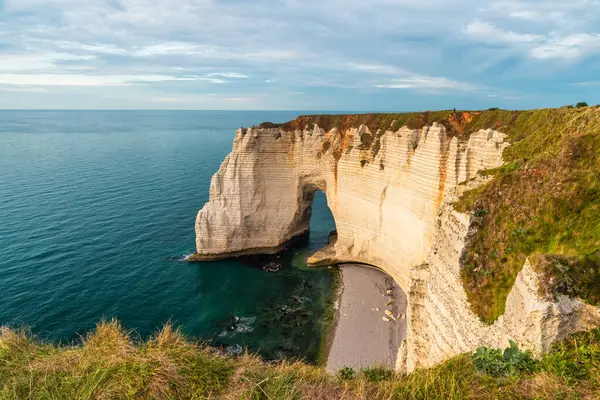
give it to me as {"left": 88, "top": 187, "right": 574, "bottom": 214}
{"left": 194, "top": 122, "right": 600, "bottom": 371}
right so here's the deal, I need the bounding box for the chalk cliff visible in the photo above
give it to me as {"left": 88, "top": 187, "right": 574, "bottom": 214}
{"left": 194, "top": 115, "right": 600, "bottom": 371}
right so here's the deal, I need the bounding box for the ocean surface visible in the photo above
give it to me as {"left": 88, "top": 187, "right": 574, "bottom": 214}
{"left": 0, "top": 110, "right": 337, "bottom": 362}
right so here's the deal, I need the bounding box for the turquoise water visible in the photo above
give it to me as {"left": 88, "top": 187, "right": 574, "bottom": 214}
{"left": 0, "top": 111, "right": 336, "bottom": 362}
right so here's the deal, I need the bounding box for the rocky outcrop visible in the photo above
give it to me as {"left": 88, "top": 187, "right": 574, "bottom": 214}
{"left": 194, "top": 120, "right": 600, "bottom": 371}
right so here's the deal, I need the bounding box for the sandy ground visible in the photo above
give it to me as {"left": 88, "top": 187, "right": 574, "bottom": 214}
{"left": 326, "top": 264, "right": 407, "bottom": 373}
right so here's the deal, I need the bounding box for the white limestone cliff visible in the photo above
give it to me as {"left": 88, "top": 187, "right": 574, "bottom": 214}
{"left": 194, "top": 122, "right": 600, "bottom": 371}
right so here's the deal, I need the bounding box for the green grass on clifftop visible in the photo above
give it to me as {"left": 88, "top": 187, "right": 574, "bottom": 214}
{"left": 1, "top": 320, "right": 599, "bottom": 399}
{"left": 454, "top": 107, "right": 600, "bottom": 323}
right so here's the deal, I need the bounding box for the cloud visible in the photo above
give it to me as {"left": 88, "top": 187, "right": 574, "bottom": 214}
{"left": 0, "top": 74, "right": 218, "bottom": 86}
{"left": 0, "top": 0, "right": 599, "bottom": 109}
{"left": 530, "top": 33, "right": 600, "bottom": 59}
{"left": 346, "top": 63, "right": 407, "bottom": 75}
{"left": 150, "top": 95, "right": 255, "bottom": 105}
{"left": 0, "top": 53, "right": 95, "bottom": 72}
{"left": 376, "top": 76, "right": 478, "bottom": 91}
{"left": 464, "top": 20, "right": 542, "bottom": 44}
{"left": 206, "top": 72, "right": 248, "bottom": 79}
{"left": 464, "top": 16, "right": 600, "bottom": 61}
{"left": 0, "top": 86, "right": 52, "bottom": 93}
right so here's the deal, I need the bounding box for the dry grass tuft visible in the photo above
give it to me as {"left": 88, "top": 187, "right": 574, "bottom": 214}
{"left": 81, "top": 319, "right": 136, "bottom": 366}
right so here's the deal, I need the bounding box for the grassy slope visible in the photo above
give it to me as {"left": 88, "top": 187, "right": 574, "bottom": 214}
{"left": 454, "top": 106, "right": 600, "bottom": 322}
{"left": 266, "top": 106, "right": 600, "bottom": 323}
{"left": 1, "top": 320, "right": 599, "bottom": 399}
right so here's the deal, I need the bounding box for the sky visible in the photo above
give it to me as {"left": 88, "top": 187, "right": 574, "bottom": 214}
{"left": 0, "top": 0, "right": 599, "bottom": 110}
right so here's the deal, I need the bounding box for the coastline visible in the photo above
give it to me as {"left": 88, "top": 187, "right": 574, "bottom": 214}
{"left": 325, "top": 264, "right": 407, "bottom": 373}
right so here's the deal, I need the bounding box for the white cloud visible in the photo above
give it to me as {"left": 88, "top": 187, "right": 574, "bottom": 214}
{"left": 1, "top": 0, "right": 599, "bottom": 108}
{"left": 530, "top": 33, "right": 600, "bottom": 59}
{"left": 464, "top": 17, "right": 600, "bottom": 61}
{"left": 135, "top": 43, "right": 210, "bottom": 57}
{"left": 0, "top": 86, "right": 52, "bottom": 93}
{"left": 376, "top": 76, "right": 477, "bottom": 91}
{"left": 346, "top": 63, "right": 407, "bottom": 75}
{"left": 0, "top": 53, "right": 95, "bottom": 72}
{"left": 0, "top": 74, "right": 204, "bottom": 86}
{"left": 464, "top": 20, "right": 542, "bottom": 43}
{"left": 508, "top": 10, "right": 564, "bottom": 22}
{"left": 151, "top": 95, "right": 255, "bottom": 104}
{"left": 206, "top": 72, "right": 248, "bottom": 79}
{"left": 56, "top": 42, "right": 127, "bottom": 55}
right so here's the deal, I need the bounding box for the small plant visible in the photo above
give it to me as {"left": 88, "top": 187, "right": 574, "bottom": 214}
{"left": 575, "top": 102, "right": 589, "bottom": 108}
{"left": 473, "top": 208, "right": 489, "bottom": 218}
{"left": 480, "top": 268, "right": 493, "bottom": 277}
{"left": 337, "top": 366, "right": 356, "bottom": 381}
{"left": 360, "top": 366, "right": 393, "bottom": 382}
{"left": 511, "top": 227, "right": 528, "bottom": 238}
{"left": 472, "top": 340, "right": 537, "bottom": 377}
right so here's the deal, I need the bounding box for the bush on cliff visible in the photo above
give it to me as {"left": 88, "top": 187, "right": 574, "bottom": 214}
{"left": 472, "top": 340, "right": 537, "bottom": 377}
{"left": 1, "top": 320, "right": 599, "bottom": 399}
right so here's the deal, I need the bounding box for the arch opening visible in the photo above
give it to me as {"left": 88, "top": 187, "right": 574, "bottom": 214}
{"left": 299, "top": 185, "right": 337, "bottom": 256}
{"left": 294, "top": 183, "right": 408, "bottom": 371}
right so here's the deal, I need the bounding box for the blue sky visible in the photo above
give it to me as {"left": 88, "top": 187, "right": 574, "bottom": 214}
{"left": 0, "top": 0, "right": 599, "bottom": 110}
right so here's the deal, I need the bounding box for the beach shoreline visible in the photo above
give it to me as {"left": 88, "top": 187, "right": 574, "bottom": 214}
{"left": 325, "top": 264, "right": 407, "bottom": 373}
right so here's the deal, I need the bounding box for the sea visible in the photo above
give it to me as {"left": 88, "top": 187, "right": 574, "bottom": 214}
{"left": 0, "top": 110, "right": 337, "bottom": 362}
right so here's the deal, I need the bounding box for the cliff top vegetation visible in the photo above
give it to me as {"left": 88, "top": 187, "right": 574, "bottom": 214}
{"left": 1, "top": 320, "right": 599, "bottom": 399}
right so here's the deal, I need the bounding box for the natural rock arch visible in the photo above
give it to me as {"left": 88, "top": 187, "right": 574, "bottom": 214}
{"left": 194, "top": 122, "right": 600, "bottom": 371}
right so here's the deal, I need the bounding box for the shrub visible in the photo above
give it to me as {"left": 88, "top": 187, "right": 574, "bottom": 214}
{"left": 472, "top": 340, "right": 537, "bottom": 377}
{"left": 360, "top": 366, "right": 393, "bottom": 382}
{"left": 337, "top": 366, "right": 356, "bottom": 380}
{"left": 576, "top": 102, "right": 589, "bottom": 108}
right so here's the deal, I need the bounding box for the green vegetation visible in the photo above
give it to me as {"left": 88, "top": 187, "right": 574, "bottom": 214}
{"left": 454, "top": 107, "right": 600, "bottom": 323}
{"left": 472, "top": 340, "right": 536, "bottom": 377}
{"left": 336, "top": 367, "right": 356, "bottom": 381}
{"left": 1, "top": 321, "right": 599, "bottom": 399}
{"left": 260, "top": 110, "right": 486, "bottom": 137}
{"left": 360, "top": 367, "right": 394, "bottom": 382}
{"left": 576, "top": 102, "right": 589, "bottom": 108}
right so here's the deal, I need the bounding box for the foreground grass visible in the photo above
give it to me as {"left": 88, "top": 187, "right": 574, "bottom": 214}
{"left": 1, "top": 320, "right": 599, "bottom": 399}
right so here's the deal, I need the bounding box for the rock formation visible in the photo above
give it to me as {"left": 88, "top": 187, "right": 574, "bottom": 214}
{"left": 194, "top": 118, "right": 600, "bottom": 372}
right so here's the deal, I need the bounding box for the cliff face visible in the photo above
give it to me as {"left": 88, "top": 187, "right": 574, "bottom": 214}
{"left": 194, "top": 115, "right": 600, "bottom": 371}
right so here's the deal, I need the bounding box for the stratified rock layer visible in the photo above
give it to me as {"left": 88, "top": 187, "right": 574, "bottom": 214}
{"left": 194, "top": 121, "right": 600, "bottom": 371}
